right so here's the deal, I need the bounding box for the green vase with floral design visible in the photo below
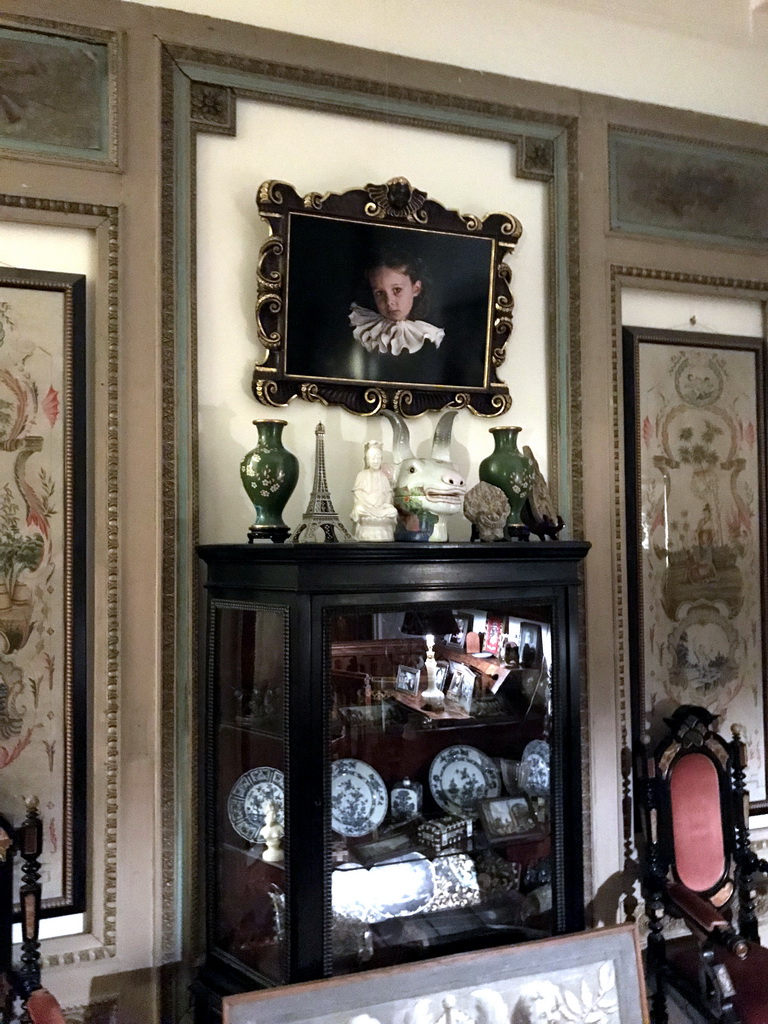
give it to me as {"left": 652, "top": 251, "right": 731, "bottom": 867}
{"left": 478, "top": 426, "right": 536, "bottom": 532}
{"left": 240, "top": 419, "right": 299, "bottom": 543}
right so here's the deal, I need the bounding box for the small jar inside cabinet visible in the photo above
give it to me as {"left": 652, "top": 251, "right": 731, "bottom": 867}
{"left": 195, "top": 541, "right": 588, "bottom": 1021}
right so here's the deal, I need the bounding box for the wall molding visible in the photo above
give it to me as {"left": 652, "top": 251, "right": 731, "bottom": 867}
{"left": 0, "top": 194, "right": 120, "bottom": 966}
{"left": 159, "top": 39, "right": 586, "bottom": 965}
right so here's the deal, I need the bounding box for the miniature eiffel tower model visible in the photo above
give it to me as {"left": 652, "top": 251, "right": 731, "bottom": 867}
{"left": 291, "top": 423, "right": 353, "bottom": 542}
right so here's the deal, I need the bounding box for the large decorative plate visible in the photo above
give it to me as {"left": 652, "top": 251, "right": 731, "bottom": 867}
{"left": 429, "top": 745, "right": 501, "bottom": 817}
{"left": 331, "top": 758, "right": 388, "bottom": 837}
{"left": 227, "top": 766, "right": 285, "bottom": 843}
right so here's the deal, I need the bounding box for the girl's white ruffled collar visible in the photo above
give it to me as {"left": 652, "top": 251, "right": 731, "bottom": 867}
{"left": 349, "top": 303, "right": 445, "bottom": 356}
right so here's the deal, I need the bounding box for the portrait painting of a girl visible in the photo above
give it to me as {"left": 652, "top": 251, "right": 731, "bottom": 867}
{"left": 284, "top": 214, "right": 494, "bottom": 390}
{"left": 349, "top": 250, "right": 444, "bottom": 357}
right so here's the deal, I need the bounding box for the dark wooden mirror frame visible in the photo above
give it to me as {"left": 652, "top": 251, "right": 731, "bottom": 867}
{"left": 252, "top": 177, "right": 523, "bottom": 417}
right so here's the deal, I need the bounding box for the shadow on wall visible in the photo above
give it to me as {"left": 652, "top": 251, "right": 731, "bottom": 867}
{"left": 585, "top": 864, "right": 640, "bottom": 929}
{"left": 85, "top": 966, "right": 159, "bottom": 1023}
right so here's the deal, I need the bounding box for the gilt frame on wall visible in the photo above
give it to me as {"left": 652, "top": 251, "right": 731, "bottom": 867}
{"left": 253, "top": 177, "right": 522, "bottom": 417}
{"left": 623, "top": 325, "right": 768, "bottom": 810}
{"left": 0, "top": 268, "right": 87, "bottom": 914}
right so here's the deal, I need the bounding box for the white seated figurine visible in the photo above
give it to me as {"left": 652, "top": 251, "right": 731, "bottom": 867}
{"left": 259, "top": 799, "right": 284, "bottom": 864}
{"left": 350, "top": 440, "right": 397, "bottom": 541}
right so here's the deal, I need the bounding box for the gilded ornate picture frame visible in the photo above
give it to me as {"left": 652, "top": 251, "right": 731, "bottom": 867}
{"left": 253, "top": 177, "right": 522, "bottom": 416}
{"left": 0, "top": 269, "right": 87, "bottom": 915}
{"left": 623, "top": 325, "right": 768, "bottom": 810}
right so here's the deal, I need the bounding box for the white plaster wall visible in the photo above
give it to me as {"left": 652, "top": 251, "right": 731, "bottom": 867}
{"left": 197, "top": 100, "right": 548, "bottom": 544}
{"left": 0, "top": 222, "right": 95, "bottom": 288}
{"left": 125, "top": 0, "right": 768, "bottom": 126}
{"left": 622, "top": 289, "right": 764, "bottom": 336}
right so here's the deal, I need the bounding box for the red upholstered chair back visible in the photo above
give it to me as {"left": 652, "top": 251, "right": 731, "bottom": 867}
{"left": 670, "top": 751, "right": 727, "bottom": 893}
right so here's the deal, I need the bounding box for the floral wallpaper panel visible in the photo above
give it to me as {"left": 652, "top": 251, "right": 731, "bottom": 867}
{"left": 0, "top": 284, "right": 68, "bottom": 902}
{"left": 637, "top": 341, "right": 765, "bottom": 800}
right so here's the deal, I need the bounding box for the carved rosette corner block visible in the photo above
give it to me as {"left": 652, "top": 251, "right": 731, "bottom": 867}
{"left": 517, "top": 135, "right": 556, "bottom": 182}
{"left": 190, "top": 82, "right": 236, "bottom": 135}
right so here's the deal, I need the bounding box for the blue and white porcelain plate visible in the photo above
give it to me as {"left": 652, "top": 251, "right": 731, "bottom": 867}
{"left": 331, "top": 758, "right": 388, "bottom": 837}
{"left": 227, "top": 766, "right": 285, "bottom": 843}
{"left": 429, "top": 745, "right": 501, "bottom": 817}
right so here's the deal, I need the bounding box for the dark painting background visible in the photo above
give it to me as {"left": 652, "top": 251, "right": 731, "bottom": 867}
{"left": 284, "top": 214, "right": 494, "bottom": 389}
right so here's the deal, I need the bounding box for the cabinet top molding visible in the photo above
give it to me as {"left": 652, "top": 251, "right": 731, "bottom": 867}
{"left": 198, "top": 541, "right": 590, "bottom": 594}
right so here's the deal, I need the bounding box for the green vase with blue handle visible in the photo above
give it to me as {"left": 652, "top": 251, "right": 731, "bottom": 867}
{"left": 240, "top": 419, "right": 299, "bottom": 543}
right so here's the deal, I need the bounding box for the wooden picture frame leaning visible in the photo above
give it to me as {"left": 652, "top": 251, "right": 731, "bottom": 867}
{"left": 252, "top": 177, "right": 522, "bottom": 417}
{"left": 223, "top": 924, "right": 648, "bottom": 1024}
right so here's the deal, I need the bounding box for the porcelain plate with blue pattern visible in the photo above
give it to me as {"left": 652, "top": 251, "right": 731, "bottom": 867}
{"left": 331, "top": 758, "right": 388, "bottom": 837}
{"left": 429, "top": 745, "right": 501, "bottom": 817}
{"left": 227, "top": 766, "right": 285, "bottom": 842}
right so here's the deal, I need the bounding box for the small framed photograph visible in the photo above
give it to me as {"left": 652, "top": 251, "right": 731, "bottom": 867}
{"left": 434, "top": 661, "right": 449, "bottom": 691}
{"left": 446, "top": 662, "right": 464, "bottom": 699}
{"left": 479, "top": 795, "right": 540, "bottom": 843}
{"left": 483, "top": 614, "right": 505, "bottom": 654}
{"left": 444, "top": 663, "right": 462, "bottom": 696}
{"left": 519, "top": 621, "right": 543, "bottom": 668}
{"left": 445, "top": 613, "right": 473, "bottom": 649}
{"left": 447, "top": 664, "right": 477, "bottom": 711}
{"left": 395, "top": 664, "right": 421, "bottom": 694}
{"left": 340, "top": 704, "right": 399, "bottom": 731}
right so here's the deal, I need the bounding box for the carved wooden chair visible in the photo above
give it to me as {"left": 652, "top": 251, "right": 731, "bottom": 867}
{"left": 0, "top": 800, "right": 65, "bottom": 1024}
{"left": 638, "top": 705, "right": 768, "bottom": 1024}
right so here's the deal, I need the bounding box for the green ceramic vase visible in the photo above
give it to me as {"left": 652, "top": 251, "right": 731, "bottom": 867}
{"left": 478, "top": 426, "right": 536, "bottom": 529}
{"left": 240, "top": 419, "right": 299, "bottom": 543}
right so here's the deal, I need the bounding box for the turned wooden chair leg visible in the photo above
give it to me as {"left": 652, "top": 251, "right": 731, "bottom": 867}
{"left": 17, "top": 799, "right": 43, "bottom": 1013}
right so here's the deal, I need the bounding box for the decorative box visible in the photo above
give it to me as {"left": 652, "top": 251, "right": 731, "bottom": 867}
{"left": 417, "top": 815, "right": 473, "bottom": 855}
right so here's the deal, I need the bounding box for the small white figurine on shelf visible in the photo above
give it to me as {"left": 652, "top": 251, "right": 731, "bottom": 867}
{"left": 421, "top": 633, "right": 445, "bottom": 711}
{"left": 259, "top": 799, "right": 284, "bottom": 864}
{"left": 350, "top": 440, "right": 398, "bottom": 541}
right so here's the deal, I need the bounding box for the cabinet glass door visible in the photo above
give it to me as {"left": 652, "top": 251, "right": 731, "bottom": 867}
{"left": 327, "top": 600, "right": 555, "bottom": 974}
{"left": 212, "top": 603, "right": 288, "bottom": 985}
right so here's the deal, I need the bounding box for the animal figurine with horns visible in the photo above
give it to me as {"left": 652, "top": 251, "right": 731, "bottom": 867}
{"left": 381, "top": 410, "right": 466, "bottom": 542}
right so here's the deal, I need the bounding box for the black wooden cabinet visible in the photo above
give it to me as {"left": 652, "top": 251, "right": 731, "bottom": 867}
{"left": 194, "top": 541, "right": 589, "bottom": 1020}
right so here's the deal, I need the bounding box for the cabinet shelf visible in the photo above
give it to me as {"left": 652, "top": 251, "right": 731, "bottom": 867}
{"left": 218, "top": 719, "right": 283, "bottom": 741}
